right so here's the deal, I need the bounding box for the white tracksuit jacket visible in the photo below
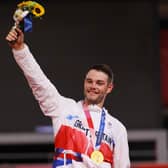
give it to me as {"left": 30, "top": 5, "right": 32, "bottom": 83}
{"left": 12, "top": 44, "right": 130, "bottom": 168}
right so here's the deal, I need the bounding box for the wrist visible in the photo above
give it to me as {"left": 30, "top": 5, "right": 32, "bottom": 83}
{"left": 12, "top": 43, "right": 28, "bottom": 55}
{"left": 13, "top": 43, "right": 25, "bottom": 50}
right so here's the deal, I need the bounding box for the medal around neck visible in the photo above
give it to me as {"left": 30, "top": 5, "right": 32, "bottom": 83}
{"left": 91, "top": 150, "right": 104, "bottom": 164}
{"left": 13, "top": 1, "right": 45, "bottom": 32}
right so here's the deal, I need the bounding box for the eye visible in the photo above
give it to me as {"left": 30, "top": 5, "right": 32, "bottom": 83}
{"left": 86, "top": 79, "right": 92, "bottom": 84}
{"left": 97, "top": 81, "right": 105, "bottom": 86}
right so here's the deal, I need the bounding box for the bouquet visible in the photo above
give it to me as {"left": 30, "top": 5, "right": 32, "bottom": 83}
{"left": 13, "top": 1, "right": 45, "bottom": 32}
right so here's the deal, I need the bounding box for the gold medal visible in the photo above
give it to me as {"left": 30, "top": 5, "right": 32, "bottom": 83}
{"left": 91, "top": 150, "right": 104, "bottom": 164}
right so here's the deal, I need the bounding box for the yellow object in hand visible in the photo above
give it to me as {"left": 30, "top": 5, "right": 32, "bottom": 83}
{"left": 17, "top": 1, "right": 45, "bottom": 17}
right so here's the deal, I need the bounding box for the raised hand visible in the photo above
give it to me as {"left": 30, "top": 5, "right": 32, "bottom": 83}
{"left": 6, "top": 27, "right": 25, "bottom": 50}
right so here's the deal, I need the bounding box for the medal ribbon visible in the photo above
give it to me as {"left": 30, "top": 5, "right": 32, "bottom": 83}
{"left": 95, "top": 109, "right": 105, "bottom": 147}
{"left": 83, "top": 104, "right": 106, "bottom": 148}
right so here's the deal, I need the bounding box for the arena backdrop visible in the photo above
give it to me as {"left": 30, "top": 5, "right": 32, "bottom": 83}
{"left": 0, "top": 0, "right": 161, "bottom": 132}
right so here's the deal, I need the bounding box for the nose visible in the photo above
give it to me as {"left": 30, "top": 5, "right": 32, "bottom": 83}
{"left": 90, "top": 82, "right": 97, "bottom": 89}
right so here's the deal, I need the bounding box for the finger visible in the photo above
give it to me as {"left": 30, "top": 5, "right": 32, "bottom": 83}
{"left": 6, "top": 35, "right": 16, "bottom": 42}
{"left": 6, "top": 32, "right": 18, "bottom": 42}
{"left": 10, "top": 31, "right": 18, "bottom": 37}
{"left": 7, "top": 28, "right": 18, "bottom": 37}
{"left": 7, "top": 32, "right": 18, "bottom": 40}
{"left": 15, "top": 27, "right": 23, "bottom": 35}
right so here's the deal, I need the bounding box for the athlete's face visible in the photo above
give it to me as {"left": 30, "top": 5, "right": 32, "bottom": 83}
{"left": 84, "top": 69, "right": 113, "bottom": 107}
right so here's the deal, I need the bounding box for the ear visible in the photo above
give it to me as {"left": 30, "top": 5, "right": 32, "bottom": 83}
{"left": 106, "top": 82, "right": 113, "bottom": 94}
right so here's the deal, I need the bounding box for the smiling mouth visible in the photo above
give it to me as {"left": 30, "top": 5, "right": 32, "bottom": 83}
{"left": 88, "top": 91, "right": 98, "bottom": 95}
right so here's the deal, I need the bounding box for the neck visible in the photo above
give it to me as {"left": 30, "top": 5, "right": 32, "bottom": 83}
{"left": 83, "top": 99, "right": 104, "bottom": 108}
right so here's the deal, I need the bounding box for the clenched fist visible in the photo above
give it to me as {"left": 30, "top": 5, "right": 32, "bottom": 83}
{"left": 6, "top": 27, "right": 25, "bottom": 50}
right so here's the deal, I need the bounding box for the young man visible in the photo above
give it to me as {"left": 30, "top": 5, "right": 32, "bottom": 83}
{"left": 6, "top": 28, "right": 130, "bottom": 168}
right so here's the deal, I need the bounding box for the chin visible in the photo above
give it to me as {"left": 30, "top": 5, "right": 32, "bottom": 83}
{"left": 87, "top": 98, "right": 98, "bottom": 105}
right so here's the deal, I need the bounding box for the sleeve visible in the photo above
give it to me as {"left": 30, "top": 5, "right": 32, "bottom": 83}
{"left": 12, "top": 44, "right": 64, "bottom": 117}
{"left": 113, "top": 127, "right": 130, "bottom": 168}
